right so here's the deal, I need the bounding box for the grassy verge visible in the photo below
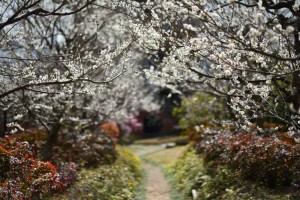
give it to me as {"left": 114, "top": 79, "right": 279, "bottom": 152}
{"left": 143, "top": 145, "right": 187, "bottom": 167}
{"left": 169, "top": 148, "right": 294, "bottom": 200}
{"left": 134, "top": 168, "right": 147, "bottom": 200}
{"left": 134, "top": 136, "right": 188, "bottom": 145}
{"left": 166, "top": 170, "right": 186, "bottom": 200}
{"left": 49, "top": 146, "right": 141, "bottom": 200}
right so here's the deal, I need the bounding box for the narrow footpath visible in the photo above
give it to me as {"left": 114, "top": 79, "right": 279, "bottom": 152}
{"left": 131, "top": 144, "right": 186, "bottom": 200}
{"left": 143, "top": 162, "right": 171, "bottom": 200}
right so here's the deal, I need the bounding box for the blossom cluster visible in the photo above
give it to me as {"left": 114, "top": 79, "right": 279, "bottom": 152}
{"left": 115, "top": 0, "right": 300, "bottom": 131}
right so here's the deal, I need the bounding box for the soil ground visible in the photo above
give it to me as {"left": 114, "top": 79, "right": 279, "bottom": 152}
{"left": 143, "top": 162, "right": 171, "bottom": 200}
{"left": 130, "top": 142, "right": 187, "bottom": 200}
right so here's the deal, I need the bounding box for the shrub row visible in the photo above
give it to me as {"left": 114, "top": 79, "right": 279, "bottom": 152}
{"left": 53, "top": 129, "right": 117, "bottom": 167}
{"left": 0, "top": 127, "right": 120, "bottom": 199}
{"left": 169, "top": 148, "right": 293, "bottom": 200}
{"left": 50, "top": 146, "right": 141, "bottom": 200}
{"left": 196, "top": 131, "right": 300, "bottom": 189}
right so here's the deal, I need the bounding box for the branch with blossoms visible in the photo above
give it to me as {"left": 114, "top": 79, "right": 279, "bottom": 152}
{"left": 0, "top": 71, "right": 124, "bottom": 99}
{"left": 0, "top": 0, "right": 148, "bottom": 137}
{"left": 0, "top": 0, "right": 96, "bottom": 30}
{"left": 120, "top": 0, "right": 300, "bottom": 131}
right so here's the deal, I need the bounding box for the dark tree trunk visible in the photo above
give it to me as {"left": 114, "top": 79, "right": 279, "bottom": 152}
{"left": 0, "top": 111, "right": 7, "bottom": 137}
{"left": 43, "top": 124, "right": 60, "bottom": 161}
{"left": 292, "top": 31, "right": 300, "bottom": 114}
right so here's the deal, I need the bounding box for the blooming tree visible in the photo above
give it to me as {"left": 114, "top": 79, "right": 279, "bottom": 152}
{"left": 0, "top": 0, "right": 129, "bottom": 122}
{"left": 0, "top": 0, "right": 163, "bottom": 159}
{"left": 0, "top": 0, "right": 121, "bottom": 153}
{"left": 116, "top": 0, "right": 300, "bottom": 133}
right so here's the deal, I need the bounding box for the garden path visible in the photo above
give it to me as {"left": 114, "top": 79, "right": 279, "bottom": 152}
{"left": 131, "top": 144, "right": 171, "bottom": 200}
{"left": 143, "top": 162, "right": 171, "bottom": 200}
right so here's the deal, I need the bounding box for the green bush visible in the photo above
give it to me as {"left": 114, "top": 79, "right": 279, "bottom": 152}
{"left": 168, "top": 149, "right": 206, "bottom": 199}
{"left": 173, "top": 92, "right": 229, "bottom": 129}
{"left": 169, "top": 148, "right": 294, "bottom": 200}
{"left": 50, "top": 146, "right": 141, "bottom": 200}
{"left": 169, "top": 148, "right": 236, "bottom": 199}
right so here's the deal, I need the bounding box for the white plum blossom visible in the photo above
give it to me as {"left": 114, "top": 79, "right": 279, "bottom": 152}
{"left": 116, "top": 0, "right": 300, "bottom": 131}
{"left": 2, "top": 0, "right": 300, "bottom": 135}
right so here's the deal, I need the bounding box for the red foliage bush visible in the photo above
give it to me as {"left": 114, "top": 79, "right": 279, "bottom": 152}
{"left": 196, "top": 130, "right": 231, "bottom": 164}
{"left": 53, "top": 130, "right": 117, "bottom": 168}
{"left": 196, "top": 130, "right": 300, "bottom": 189}
{"left": 0, "top": 135, "right": 68, "bottom": 199}
{"left": 55, "top": 162, "right": 79, "bottom": 187}
{"left": 0, "top": 127, "right": 116, "bottom": 198}
{"left": 226, "top": 134, "right": 300, "bottom": 188}
{"left": 17, "top": 128, "right": 47, "bottom": 148}
{"left": 99, "top": 122, "right": 120, "bottom": 143}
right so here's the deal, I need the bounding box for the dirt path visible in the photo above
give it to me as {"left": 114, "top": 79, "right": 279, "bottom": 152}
{"left": 131, "top": 144, "right": 187, "bottom": 200}
{"left": 143, "top": 162, "right": 171, "bottom": 200}
{"left": 130, "top": 144, "right": 172, "bottom": 200}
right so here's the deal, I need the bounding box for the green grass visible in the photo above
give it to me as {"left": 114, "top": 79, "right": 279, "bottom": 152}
{"left": 134, "top": 136, "right": 188, "bottom": 145}
{"left": 143, "top": 146, "right": 187, "bottom": 167}
{"left": 166, "top": 170, "right": 186, "bottom": 200}
{"left": 134, "top": 168, "right": 147, "bottom": 200}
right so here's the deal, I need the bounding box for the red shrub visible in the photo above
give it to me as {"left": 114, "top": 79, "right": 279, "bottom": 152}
{"left": 55, "top": 162, "right": 79, "bottom": 188}
{"left": 196, "top": 130, "right": 300, "bottom": 189}
{"left": 17, "top": 128, "right": 47, "bottom": 148}
{"left": 99, "top": 122, "right": 120, "bottom": 143}
{"left": 196, "top": 130, "right": 231, "bottom": 163}
{"left": 0, "top": 136, "right": 68, "bottom": 199}
{"left": 53, "top": 130, "right": 116, "bottom": 168}
{"left": 226, "top": 134, "right": 300, "bottom": 187}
